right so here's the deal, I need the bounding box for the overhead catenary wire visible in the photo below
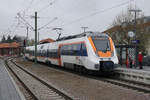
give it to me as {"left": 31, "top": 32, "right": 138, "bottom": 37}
{"left": 3, "top": 0, "right": 35, "bottom": 38}
{"left": 38, "top": 17, "right": 58, "bottom": 30}
{"left": 3, "top": 0, "right": 135, "bottom": 41}
{"left": 17, "top": 13, "right": 34, "bottom": 30}
{"left": 37, "top": 0, "right": 59, "bottom": 13}
{"left": 22, "top": 0, "right": 34, "bottom": 15}
{"left": 10, "top": 19, "right": 21, "bottom": 35}
{"left": 3, "top": 18, "right": 20, "bottom": 37}
{"left": 60, "top": 0, "right": 134, "bottom": 27}
{"left": 19, "top": 0, "right": 35, "bottom": 19}
{"left": 26, "top": 0, "right": 34, "bottom": 12}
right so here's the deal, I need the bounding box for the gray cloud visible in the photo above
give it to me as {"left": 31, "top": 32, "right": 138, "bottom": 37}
{"left": 0, "top": 0, "right": 149, "bottom": 40}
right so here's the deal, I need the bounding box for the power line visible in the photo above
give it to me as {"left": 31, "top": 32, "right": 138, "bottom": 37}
{"left": 18, "top": 0, "right": 35, "bottom": 19}
{"left": 38, "top": 0, "right": 59, "bottom": 13}
{"left": 60, "top": 0, "right": 134, "bottom": 27}
{"left": 17, "top": 13, "right": 34, "bottom": 30}
{"left": 3, "top": 18, "right": 20, "bottom": 37}
{"left": 23, "top": 0, "right": 34, "bottom": 13}
{"left": 11, "top": 19, "right": 21, "bottom": 35}
{"left": 38, "top": 17, "right": 58, "bottom": 30}
{"left": 2, "top": 0, "right": 35, "bottom": 39}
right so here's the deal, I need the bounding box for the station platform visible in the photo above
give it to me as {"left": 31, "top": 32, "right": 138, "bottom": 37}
{"left": 0, "top": 59, "right": 25, "bottom": 100}
{"left": 118, "top": 65, "right": 150, "bottom": 71}
{"left": 115, "top": 65, "right": 150, "bottom": 84}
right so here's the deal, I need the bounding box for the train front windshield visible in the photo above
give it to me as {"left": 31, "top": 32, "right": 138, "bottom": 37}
{"left": 92, "top": 37, "right": 110, "bottom": 51}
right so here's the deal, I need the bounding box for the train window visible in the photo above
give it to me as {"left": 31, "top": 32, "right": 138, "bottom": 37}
{"left": 68, "top": 45, "right": 73, "bottom": 55}
{"left": 81, "top": 43, "right": 88, "bottom": 56}
{"left": 47, "top": 49, "right": 59, "bottom": 58}
{"left": 72, "top": 44, "right": 77, "bottom": 50}
{"left": 72, "top": 44, "right": 77, "bottom": 55}
{"left": 60, "top": 44, "right": 83, "bottom": 56}
{"left": 64, "top": 45, "right": 68, "bottom": 50}
{"left": 76, "top": 44, "right": 81, "bottom": 51}
{"left": 68, "top": 45, "right": 72, "bottom": 50}
{"left": 61, "top": 45, "right": 69, "bottom": 55}
{"left": 92, "top": 38, "right": 110, "bottom": 51}
{"left": 40, "top": 45, "right": 44, "bottom": 49}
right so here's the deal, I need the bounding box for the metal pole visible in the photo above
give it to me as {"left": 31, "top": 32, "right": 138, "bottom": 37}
{"left": 134, "top": 11, "right": 138, "bottom": 68}
{"left": 34, "top": 12, "right": 37, "bottom": 64}
{"left": 26, "top": 26, "right": 28, "bottom": 46}
{"left": 38, "top": 32, "right": 39, "bottom": 44}
{"left": 134, "top": 11, "right": 137, "bottom": 38}
{"left": 81, "top": 27, "right": 88, "bottom": 33}
{"left": 129, "top": 9, "right": 142, "bottom": 68}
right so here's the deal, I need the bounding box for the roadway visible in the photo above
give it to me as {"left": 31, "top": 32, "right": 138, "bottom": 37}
{"left": 0, "top": 59, "right": 25, "bottom": 100}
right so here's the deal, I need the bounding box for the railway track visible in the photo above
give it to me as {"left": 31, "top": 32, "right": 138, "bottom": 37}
{"left": 97, "top": 77, "right": 150, "bottom": 94}
{"left": 75, "top": 70, "right": 150, "bottom": 94}
{"left": 40, "top": 61, "right": 150, "bottom": 94}
{"left": 34, "top": 60, "right": 150, "bottom": 94}
{"left": 5, "top": 58, "right": 73, "bottom": 100}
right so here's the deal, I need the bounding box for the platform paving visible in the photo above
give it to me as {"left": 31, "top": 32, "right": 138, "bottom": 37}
{"left": 0, "top": 59, "right": 25, "bottom": 100}
{"left": 118, "top": 65, "right": 150, "bottom": 71}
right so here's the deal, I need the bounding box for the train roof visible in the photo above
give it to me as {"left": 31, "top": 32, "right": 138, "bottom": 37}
{"left": 26, "top": 32, "right": 110, "bottom": 48}
{"left": 57, "top": 31, "right": 109, "bottom": 41}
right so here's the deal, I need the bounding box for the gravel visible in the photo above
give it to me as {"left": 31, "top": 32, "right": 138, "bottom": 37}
{"left": 8, "top": 60, "right": 65, "bottom": 100}
{"left": 16, "top": 58, "right": 150, "bottom": 100}
{"left": 6, "top": 65, "right": 34, "bottom": 100}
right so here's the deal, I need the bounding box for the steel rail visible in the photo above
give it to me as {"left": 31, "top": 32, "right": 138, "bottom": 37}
{"left": 98, "top": 77, "right": 150, "bottom": 93}
{"left": 38, "top": 61, "right": 150, "bottom": 94}
{"left": 4, "top": 58, "right": 38, "bottom": 100}
{"left": 7, "top": 58, "right": 73, "bottom": 100}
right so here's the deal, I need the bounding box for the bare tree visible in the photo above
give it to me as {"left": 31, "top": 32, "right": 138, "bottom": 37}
{"left": 108, "top": 5, "right": 150, "bottom": 53}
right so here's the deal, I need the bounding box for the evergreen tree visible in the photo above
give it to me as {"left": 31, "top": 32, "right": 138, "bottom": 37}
{"left": 1, "top": 35, "right": 6, "bottom": 43}
{"left": 7, "top": 35, "right": 12, "bottom": 43}
{"left": 12, "top": 35, "right": 17, "bottom": 42}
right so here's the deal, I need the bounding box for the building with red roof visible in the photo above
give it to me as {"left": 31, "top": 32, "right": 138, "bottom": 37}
{"left": 0, "top": 42, "right": 22, "bottom": 56}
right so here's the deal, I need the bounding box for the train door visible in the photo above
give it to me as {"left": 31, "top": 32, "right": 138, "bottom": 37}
{"left": 76, "top": 43, "right": 88, "bottom": 66}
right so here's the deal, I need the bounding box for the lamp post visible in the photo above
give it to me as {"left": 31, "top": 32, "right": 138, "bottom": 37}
{"left": 129, "top": 9, "right": 142, "bottom": 39}
{"left": 129, "top": 9, "right": 142, "bottom": 68}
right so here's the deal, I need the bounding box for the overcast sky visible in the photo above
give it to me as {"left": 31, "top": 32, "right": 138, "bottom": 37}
{"left": 0, "top": 0, "right": 150, "bottom": 40}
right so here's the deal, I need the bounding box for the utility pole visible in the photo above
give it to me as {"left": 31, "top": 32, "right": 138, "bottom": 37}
{"left": 129, "top": 9, "right": 142, "bottom": 38}
{"left": 81, "top": 27, "right": 88, "bottom": 33}
{"left": 38, "top": 31, "right": 39, "bottom": 44}
{"left": 129, "top": 9, "right": 142, "bottom": 68}
{"left": 34, "top": 12, "right": 38, "bottom": 64}
{"left": 26, "top": 26, "right": 29, "bottom": 46}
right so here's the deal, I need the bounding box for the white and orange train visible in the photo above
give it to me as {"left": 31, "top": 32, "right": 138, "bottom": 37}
{"left": 25, "top": 32, "right": 118, "bottom": 72}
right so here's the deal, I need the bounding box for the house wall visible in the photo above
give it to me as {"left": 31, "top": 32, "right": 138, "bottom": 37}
{"left": 0, "top": 48, "right": 21, "bottom": 56}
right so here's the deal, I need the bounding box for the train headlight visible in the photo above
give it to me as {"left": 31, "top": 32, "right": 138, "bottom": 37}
{"left": 94, "top": 64, "right": 99, "bottom": 69}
